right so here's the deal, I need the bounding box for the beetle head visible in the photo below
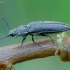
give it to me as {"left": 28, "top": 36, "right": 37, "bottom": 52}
{"left": 9, "top": 30, "right": 16, "bottom": 37}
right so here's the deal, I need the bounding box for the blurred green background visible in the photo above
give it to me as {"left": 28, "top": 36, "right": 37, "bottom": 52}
{"left": 0, "top": 0, "right": 70, "bottom": 70}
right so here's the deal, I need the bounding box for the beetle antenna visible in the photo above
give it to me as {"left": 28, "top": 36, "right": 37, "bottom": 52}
{"left": 0, "top": 35, "right": 9, "bottom": 40}
{"left": 1, "top": 16, "right": 10, "bottom": 32}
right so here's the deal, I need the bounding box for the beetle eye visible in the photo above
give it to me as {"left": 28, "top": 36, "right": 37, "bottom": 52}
{"left": 10, "top": 34, "right": 15, "bottom": 37}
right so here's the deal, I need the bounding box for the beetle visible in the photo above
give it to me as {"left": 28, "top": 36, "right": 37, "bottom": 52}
{"left": 0, "top": 16, "right": 70, "bottom": 44}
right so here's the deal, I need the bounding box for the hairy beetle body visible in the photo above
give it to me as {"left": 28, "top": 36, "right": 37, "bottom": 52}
{"left": 0, "top": 17, "right": 70, "bottom": 44}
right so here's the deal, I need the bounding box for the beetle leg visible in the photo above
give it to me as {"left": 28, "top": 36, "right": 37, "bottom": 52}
{"left": 40, "top": 33, "right": 54, "bottom": 43}
{"left": 21, "top": 36, "right": 26, "bottom": 44}
{"left": 31, "top": 35, "right": 35, "bottom": 43}
{"left": 46, "top": 35, "right": 54, "bottom": 43}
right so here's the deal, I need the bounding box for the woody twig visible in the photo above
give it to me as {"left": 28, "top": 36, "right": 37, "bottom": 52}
{"left": 0, "top": 33, "right": 70, "bottom": 70}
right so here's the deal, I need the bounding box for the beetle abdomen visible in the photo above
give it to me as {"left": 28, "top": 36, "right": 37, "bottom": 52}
{"left": 28, "top": 21, "right": 70, "bottom": 34}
